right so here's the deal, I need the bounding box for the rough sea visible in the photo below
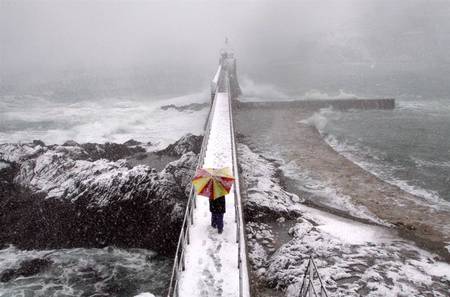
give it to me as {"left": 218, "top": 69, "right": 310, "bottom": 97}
{"left": 0, "top": 91, "right": 210, "bottom": 297}
{"left": 2, "top": 1, "right": 450, "bottom": 295}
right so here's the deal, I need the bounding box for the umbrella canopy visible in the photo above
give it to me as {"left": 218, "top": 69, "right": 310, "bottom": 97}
{"left": 192, "top": 167, "right": 235, "bottom": 200}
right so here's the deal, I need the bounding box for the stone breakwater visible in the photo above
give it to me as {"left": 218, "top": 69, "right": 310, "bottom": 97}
{"left": 235, "top": 98, "right": 395, "bottom": 111}
{"left": 0, "top": 134, "right": 202, "bottom": 256}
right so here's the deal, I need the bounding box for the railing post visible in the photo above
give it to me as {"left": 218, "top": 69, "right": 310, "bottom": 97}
{"left": 186, "top": 224, "right": 190, "bottom": 245}
{"left": 181, "top": 251, "right": 185, "bottom": 271}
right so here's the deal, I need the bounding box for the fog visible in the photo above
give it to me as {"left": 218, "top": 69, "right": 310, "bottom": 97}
{"left": 2, "top": 0, "right": 450, "bottom": 97}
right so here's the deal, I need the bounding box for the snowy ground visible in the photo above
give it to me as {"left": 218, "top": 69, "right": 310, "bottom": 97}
{"left": 239, "top": 143, "right": 450, "bottom": 297}
{"left": 178, "top": 92, "right": 248, "bottom": 296}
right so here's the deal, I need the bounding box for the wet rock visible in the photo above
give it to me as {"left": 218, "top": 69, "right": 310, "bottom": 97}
{"left": 32, "top": 140, "right": 46, "bottom": 147}
{"left": 0, "top": 258, "right": 53, "bottom": 282}
{"left": 0, "top": 269, "right": 15, "bottom": 282}
{"left": 123, "top": 139, "right": 142, "bottom": 146}
{"left": 80, "top": 142, "right": 145, "bottom": 161}
{"left": 62, "top": 140, "right": 80, "bottom": 147}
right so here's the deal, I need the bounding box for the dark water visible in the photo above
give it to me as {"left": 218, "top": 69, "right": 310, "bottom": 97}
{"left": 320, "top": 97, "right": 450, "bottom": 204}
{"left": 0, "top": 246, "right": 172, "bottom": 297}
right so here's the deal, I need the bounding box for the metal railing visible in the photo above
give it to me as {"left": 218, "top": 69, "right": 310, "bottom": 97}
{"left": 167, "top": 66, "right": 250, "bottom": 297}
{"left": 227, "top": 74, "right": 251, "bottom": 297}
{"left": 166, "top": 74, "right": 218, "bottom": 297}
{"left": 299, "top": 255, "right": 329, "bottom": 297}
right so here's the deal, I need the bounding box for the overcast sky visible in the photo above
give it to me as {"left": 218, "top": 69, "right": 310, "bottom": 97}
{"left": 2, "top": 0, "right": 450, "bottom": 95}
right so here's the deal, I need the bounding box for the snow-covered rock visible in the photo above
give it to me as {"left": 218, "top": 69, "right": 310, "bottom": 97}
{"left": 134, "top": 293, "right": 156, "bottom": 297}
{"left": 238, "top": 143, "right": 304, "bottom": 219}
{"left": 239, "top": 143, "right": 450, "bottom": 297}
{"left": 0, "top": 134, "right": 202, "bottom": 255}
{"left": 157, "top": 133, "right": 202, "bottom": 157}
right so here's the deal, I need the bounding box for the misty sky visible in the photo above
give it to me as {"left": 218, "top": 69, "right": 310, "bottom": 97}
{"left": 2, "top": 0, "right": 450, "bottom": 96}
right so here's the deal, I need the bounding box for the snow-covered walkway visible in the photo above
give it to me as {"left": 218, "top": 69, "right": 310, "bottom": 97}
{"left": 178, "top": 92, "right": 248, "bottom": 297}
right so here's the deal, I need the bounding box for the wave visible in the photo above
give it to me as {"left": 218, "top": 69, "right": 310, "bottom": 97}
{"left": 397, "top": 99, "right": 450, "bottom": 114}
{"left": 413, "top": 157, "right": 450, "bottom": 169}
{"left": 298, "top": 107, "right": 337, "bottom": 132}
{"left": 0, "top": 245, "right": 170, "bottom": 297}
{"left": 301, "top": 89, "right": 360, "bottom": 100}
{"left": 323, "top": 134, "right": 450, "bottom": 209}
{"left": 0, "top": 92, "right": 209, "bottom": 148}
{"left": 239, "top": 76, "right": 289, "bottom": 101}
{"left": 300, "top": 108, "right": 450, "bottom": 209}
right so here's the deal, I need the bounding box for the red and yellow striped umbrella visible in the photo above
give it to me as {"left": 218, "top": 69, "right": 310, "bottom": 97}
{"left": 192, "top": 167, "right": 235, "bottom": 199}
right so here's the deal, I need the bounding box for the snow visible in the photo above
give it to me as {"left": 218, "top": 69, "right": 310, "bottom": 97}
{"left": 280, "top": 158, "right": 389, "bottom": 225}
{"left": 178, "top": 92, "right": 249, "bottom": 296}
{"left": 0, "top": 161, "right": 9, "bottom": 170}
{"left": 240, "top": 144, "right": 450, "bottom": 296}
{"left": 0, "top": 143, "right": 45, "bottom": 163}
{"left": 300, "top": 205, "right": 395, "bottom": 245}
{"left": 238, "top": 144, "right": 304, "bottom": 217}
{"left": 134, "top": 293, "right": 155, "bottom": 297}
{"left": 1, "top": 141, "right": 197, "bottom": 208}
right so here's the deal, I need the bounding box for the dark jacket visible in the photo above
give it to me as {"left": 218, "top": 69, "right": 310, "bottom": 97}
{"left": 209, "top": 196, "right": 226, "bottom": 214}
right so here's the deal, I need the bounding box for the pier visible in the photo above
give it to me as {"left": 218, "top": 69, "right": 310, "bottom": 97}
{"left": 167, "top": 50, "right": 396, "bottom": 297}
{"left": 167, "top": 55, "right": 250, "bottom": 297}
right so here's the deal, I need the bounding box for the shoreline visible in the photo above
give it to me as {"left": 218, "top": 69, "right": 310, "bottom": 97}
{"left": 237, "top": 141, "right": 450, "bottom": 296}
{"left": 234, "top": 105, "right": 450, "bottom": 262}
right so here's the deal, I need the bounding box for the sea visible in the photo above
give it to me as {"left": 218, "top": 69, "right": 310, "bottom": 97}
{"left": 0, "top": 89, "right": 210, "bottom": 297}
{"left": 2, "top": 0, "right": 450, "bottom": 295}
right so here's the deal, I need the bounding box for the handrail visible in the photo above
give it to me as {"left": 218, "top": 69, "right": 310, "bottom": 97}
{"left": 167, "top": 64, "right": 250, "bottom": 297}
{"left": 167, "top": 69, "right": 219, "bottom": 297}
{"left": 299, "top": 255, "right": 329, "bottom": 297}
{"left": 227, "top": 73, "right": 251, "bottom": 297}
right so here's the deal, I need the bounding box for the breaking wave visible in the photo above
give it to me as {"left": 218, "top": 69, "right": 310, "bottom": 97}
{"left": 397, "top": 98, "right": 450, "bottom": 114}
{"left": 239, "top": 76, "right": 289, "bottom": 101}
{"left": 299, "top": 107, "right": 337, "bottom": 132}
{"left": 300, "top": 108, "right": 450, "bottom": 209}
{"left": 301, "top": 89, "right": 360, "bottom": 100}
{"left": 323, "top": 134, "right": 450, "bottom": 209}
{"left": 0, "top": 92, "right": 209, "bottom": 149}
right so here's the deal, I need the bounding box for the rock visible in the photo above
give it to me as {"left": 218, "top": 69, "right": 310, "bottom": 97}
{"left": 291, "top": 194, "right": 301, "bottom": 203}
{"left": 0, "top": 258, "right": 52, "bottom": 282}
{"left": 237, "top": 144, "right": 304, "bottom": 220}
{"left": 0, "top": 134, "right": 200, "bottom": 255}
{"left": 134, "top": 293, "right": 156, "bottom": 297}
{"left": 123, "top": 139, "right": 142, "bottom": 146}
{"left": 81, "top": 142, "right": 145, "bottom": 161}
{"left": 32, "top": 140, "right": 46, "bottom": 147}
{"left": 62, "top": 140, "right": 80, "bottom": 147}
{"left": 0, "top": 269, "right": 15, "bottom": 282}
{"left": 277, "top": 217, "right": 286, "bottom": 223}
{"left": 157, "top": 134, "right": 203, "bottom": 157}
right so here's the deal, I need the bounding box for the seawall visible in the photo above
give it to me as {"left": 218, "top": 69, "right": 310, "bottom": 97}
{"left": 235, "top": 98, "right": 395, "bottom": 111}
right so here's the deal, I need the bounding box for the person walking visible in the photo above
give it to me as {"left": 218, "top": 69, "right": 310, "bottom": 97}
{"left": 210, "top": 195, "right": 226, "bottom": 234}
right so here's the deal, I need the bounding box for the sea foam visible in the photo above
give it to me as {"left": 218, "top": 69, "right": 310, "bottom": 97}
{"left": 0, "top": 92, "right": 209, "bottom": 148}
